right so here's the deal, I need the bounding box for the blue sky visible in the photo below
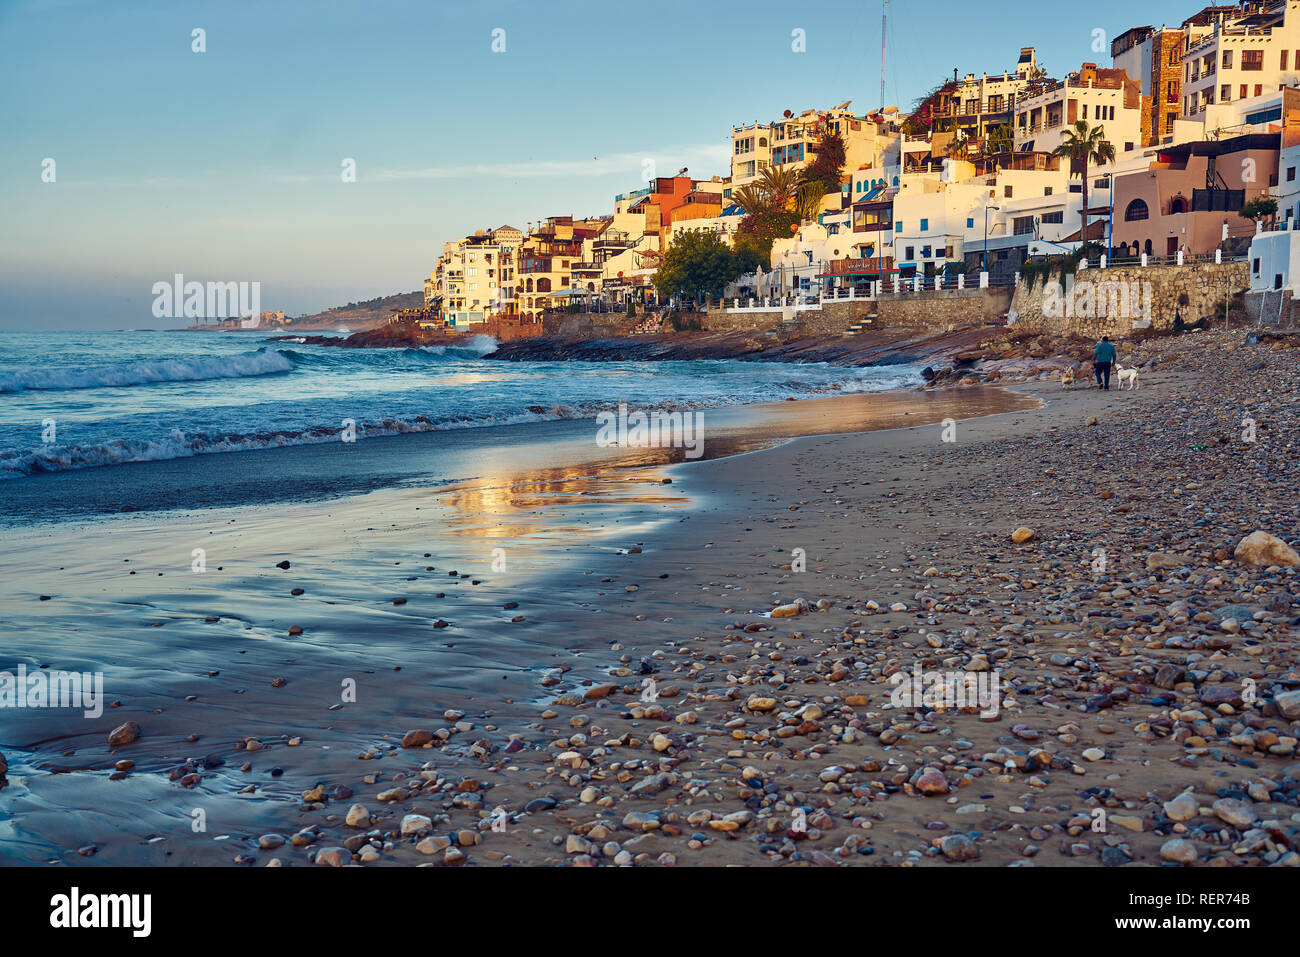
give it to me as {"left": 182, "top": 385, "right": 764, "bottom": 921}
{"left": 1, "top": 0, "right": 1197, "bottom": 329}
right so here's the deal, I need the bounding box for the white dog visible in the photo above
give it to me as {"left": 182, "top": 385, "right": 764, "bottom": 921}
{"left": 1114, "top": 363, "right": 1139, "bottom": 390}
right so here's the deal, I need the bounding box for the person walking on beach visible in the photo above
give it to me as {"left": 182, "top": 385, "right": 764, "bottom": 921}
{"left": 1092, "top": 335, "right": 1117, "bottom": 390}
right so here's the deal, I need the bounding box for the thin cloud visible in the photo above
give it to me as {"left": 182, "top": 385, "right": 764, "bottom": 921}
{"left": 371, "top": 145, "right": 731, "bottom": 182}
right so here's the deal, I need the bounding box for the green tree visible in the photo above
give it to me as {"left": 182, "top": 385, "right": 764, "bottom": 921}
{"left": 1239, "top": 197, "right": 1278, "bottom": 227}
{"left": 1052, "top": 120, "right": 1116, "bottom": 254}
{"left": 803, "top": 125, "right": 846, "bottom": 196}
{"left": 653, "top": 230, "right": 750, "bottom": 301}
{"left": 984, "top": 123, "right": 1014, "bottom": 156}
{"left": 732, "top": 166, "right": 807, "bottom": 256}
{"left": 732, "top": 235, "right": 765, "bottom": 276}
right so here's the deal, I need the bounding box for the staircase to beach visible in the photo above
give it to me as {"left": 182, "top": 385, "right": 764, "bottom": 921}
{"left": 844, "top": 315, "right": 877, "bottom": 336}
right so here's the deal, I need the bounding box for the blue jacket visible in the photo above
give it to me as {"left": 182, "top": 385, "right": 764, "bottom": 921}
{"left": 1093, "top": 341, "right": 1117, "bottom": 364}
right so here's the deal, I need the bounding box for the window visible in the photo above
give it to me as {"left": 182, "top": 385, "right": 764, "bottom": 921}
{"left": 1044, "top": 186, "right": 1053, "bottom": 196}
{"left": 1253, "top": 257, "right": 1261, "bottom": 276}
{"left": 1222, "top": 84, "right": 1231, "bottom": 101}
{"left": 895, "top": 221, "right": 903, "bottom": 233}
{"left": 1042, "top": 211, "right": 1064, "bottom": 224}
{"left": 1243, "top": 50, "right": 1264, "bottom": 71}
{"left": 1124, "top": 142, "right": 1134, "bottom": 152}
{"left": 921, "top": 245, "right": 932, "bottom": 258}
{"left": 1223, "top": 49, "right": 1233, "bottom": 69}
{"left": 1012, "top": 215, "right": 1035, "bottom": 235}
{"left": 1082, "top": 104, "right": 1088, "bottom": 119}
{"left": 1241, "top": 84, "right": 1248, "bottom": 99}
{"left": 1256, "top": 84, "right": 1263, "bottom": 97}
{"left": 904, "top": 246, "right": 915, "bottom": 260}
{"left": 1004, "top": 185, "right": 1013, "bottom": 197}
{"left": 1290, "top": 167, "right": 1297, "bottom": 182}
{"left": 920, "top": 218, "right": 929, "bottom": 231}
{"left": 1125, "top": 199, "right": 1149, "bottom": 221}
{"left": 1284, "top": 51, "right": 1290, "bottom": 71}
{"left": 966, "top": 217, "right": 975, "bottom": 228}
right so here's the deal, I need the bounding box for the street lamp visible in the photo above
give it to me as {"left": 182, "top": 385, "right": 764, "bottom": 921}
{"left": 983, "top": 205, "right": 1000, "bottom": 275}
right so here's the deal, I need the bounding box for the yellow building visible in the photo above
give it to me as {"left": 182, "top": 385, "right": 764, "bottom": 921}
{"left": 434, "top": 225, "right": 521, "bottom": 327}
{"left": 516, "top": 216, "right": 605, "bottom": 318}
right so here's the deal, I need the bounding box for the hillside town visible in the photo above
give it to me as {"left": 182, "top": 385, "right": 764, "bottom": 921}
{"left": 414, "top": 1, "right": 1300, "bottom": 340}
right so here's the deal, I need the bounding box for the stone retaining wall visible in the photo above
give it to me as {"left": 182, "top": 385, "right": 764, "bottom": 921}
{"left": 1009, "top": 261, "right": 1248, "bottom": 337}
{"left": 701, "top": 287, "right": 1013, "bottom": 336}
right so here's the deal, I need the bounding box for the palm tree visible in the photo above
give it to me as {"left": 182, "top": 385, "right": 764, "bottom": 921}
{"left": 1052, "top": 120, "right": 1116, "bottom": 255}
{"left": 729, "top": 184, "right": 770, "bottom": 216}
{"left": 795, "top": 180, "right": 827, "bottom": 220}
{"left": 755, "top": 165, "right": 806, "bottom": 210}
{"left": 946, "top": 134, "right": 971, "bottom": 159}
{"left": 730, "top": 165, "right": 815, "bottom": 217}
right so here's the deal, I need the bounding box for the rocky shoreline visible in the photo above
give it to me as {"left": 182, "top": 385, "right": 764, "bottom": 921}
{"left": 291, "top": 329, "right": 1300, "bottom": 867}
{"left": 269, "top": 317, "right": 1104, "bottom": 382}
{"left": 5, "top": 327, "right": 1297, "bottom": 868}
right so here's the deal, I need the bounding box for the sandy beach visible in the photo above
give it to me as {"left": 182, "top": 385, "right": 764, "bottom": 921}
{"left": 2, "top": 329, "right": 1298, "bottom": 868}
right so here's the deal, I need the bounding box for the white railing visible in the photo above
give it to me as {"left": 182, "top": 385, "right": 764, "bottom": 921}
{"left": 719, "top": 273, "right": 1004, "bottom": 312}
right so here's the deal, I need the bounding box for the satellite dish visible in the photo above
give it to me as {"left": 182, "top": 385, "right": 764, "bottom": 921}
{"left": 783, "top": 109, "right": 793, "bottom": 118}
{"left": 837, "top": 99, "right": 852, "bottom": 110}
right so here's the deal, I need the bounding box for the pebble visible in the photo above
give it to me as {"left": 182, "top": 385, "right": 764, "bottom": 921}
{"left": 1159, "top": 838, "right": 1199, "bottom": 864}
{"left": 107, "top": 721, "right": 141, "bottom": 748}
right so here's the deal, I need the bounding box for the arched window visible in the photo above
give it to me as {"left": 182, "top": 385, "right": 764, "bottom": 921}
{"left": 537, "top": 278, "right": 552, "bottom": 292}
{"left": 1125, "top": 199, "right": 1149, "bottom": 221}
{"left": 1169, "top": 196, "right": 1187, "bottom": 214}
{"left": 1143, "top": 239, "right": 1153, "bottom": 256}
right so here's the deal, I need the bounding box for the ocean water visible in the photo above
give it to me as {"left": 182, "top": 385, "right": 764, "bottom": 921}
{"left": 0, "top": 330, "right": 921, "bottom": 482}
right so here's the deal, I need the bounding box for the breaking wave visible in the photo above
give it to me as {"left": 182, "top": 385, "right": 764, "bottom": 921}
{"left": 0, "top": 348, "right": 295, "bottom": 393}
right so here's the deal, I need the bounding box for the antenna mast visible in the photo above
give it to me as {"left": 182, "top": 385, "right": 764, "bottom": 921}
{"left": 881, "top": 0, "right": 887, "bottom": 109}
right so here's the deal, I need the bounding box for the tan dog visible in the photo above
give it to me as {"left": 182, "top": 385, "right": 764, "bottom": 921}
{"left": 1060, "top": 366, "right": 1076, "bottom": 389}
{"left": 1115, "top": 363, "right": 1139, "bottom": 390}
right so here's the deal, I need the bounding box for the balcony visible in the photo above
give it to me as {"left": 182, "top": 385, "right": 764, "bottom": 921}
{"left": 822, "top": 256, "right": 896, "bottom": 276}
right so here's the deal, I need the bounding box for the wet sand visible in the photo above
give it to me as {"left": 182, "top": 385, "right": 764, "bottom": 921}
{"left": 0, "top": 385, "right": 1037, "bottom": 865}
